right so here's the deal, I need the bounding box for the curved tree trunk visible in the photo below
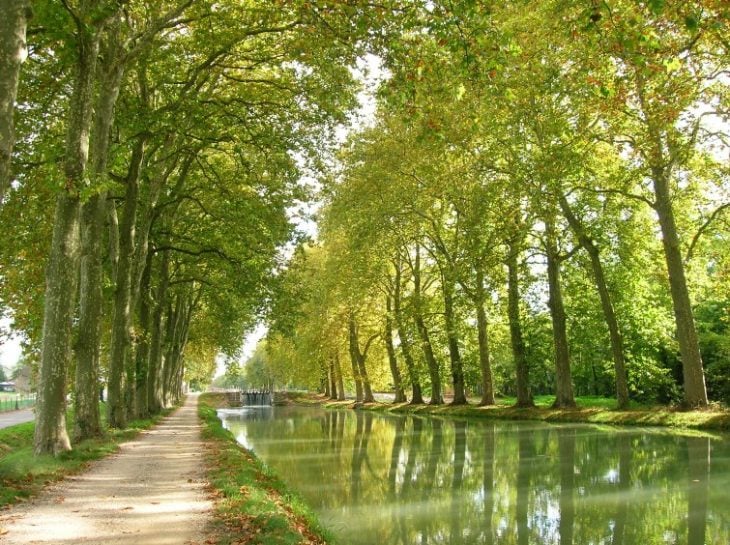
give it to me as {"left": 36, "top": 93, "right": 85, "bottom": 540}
{"left": 357, "top": 348, "right": 374, "bottom": 404}
{"left": 653, "top": 167, "right": 708, "bottom": 407}
{"left": 162, "top": 296, "right": 184, "bottom": 407}
{"left": 545, "top": 214, "right": 575, "bottom": 409}
{"left": 634, "top": 71, "right": 708, "bottom": 408}
{"left": 557, "top": 193, "right": 630, "bottom": 409}
{"left": 0, "top": 0, "right": 29, "bottom": 201}
{"left": 323, "top": 362, "right": 331, "bottom": 398}
{"left": 348, "top": 313, "right": 375, "bottom": 403}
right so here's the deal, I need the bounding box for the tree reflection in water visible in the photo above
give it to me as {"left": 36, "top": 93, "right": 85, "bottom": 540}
{"left": 220, "top": 407, "right": 730, "bottom": 545}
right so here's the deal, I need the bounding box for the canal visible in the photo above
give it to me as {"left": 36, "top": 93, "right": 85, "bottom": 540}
{"left": 218, "top": 406, "right": 730, "bottom": 545}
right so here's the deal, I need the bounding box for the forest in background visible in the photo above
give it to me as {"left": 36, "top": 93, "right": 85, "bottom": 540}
{"left": 0, "top": 1, "right": 728, "bottom": 456}
{"left": 251, "top": 1, "right": 730, "bottom": 411}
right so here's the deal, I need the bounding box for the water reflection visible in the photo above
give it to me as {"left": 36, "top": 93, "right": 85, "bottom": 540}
{"left": 219, "top": 407, "right": 730, "bottom": 545}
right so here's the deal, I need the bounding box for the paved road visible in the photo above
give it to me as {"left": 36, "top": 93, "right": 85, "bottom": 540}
{"left": 0, "top": 408, "right": 34, "bottom": 429}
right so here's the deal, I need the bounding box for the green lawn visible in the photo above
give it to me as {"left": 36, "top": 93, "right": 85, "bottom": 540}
{"left": 495, "top": 394, "right": 647, "bottom": 410}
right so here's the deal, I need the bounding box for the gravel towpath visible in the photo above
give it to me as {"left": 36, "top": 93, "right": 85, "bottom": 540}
{"left": 0, "top": 394, "right": 212, "bottom": 545}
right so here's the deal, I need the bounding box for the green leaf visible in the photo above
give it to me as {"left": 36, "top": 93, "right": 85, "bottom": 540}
{"left": 648, "top": 0, "right": 665, "bottom": 15}
{"left": 663, "top": 57, "right": 682, "bottom": 73}
{"left": 684, "top": 15, "right": 699, "bottom": 32}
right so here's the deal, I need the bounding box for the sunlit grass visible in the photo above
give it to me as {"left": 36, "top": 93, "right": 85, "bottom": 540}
{"left": 312, "top": 392, "right": 730, "bottom": 432}
{"left": 495, "top": 394, "right": 647, "bottom": 410}
{"left": 199, "top": 392, "right": 333, "bottom": 545}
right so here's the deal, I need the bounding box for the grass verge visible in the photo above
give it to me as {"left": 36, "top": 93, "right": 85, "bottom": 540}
{"left": 0, "top": 405, "right": 171, "bottom": 508}
{"left": 296, "top": 393, "right": 730, "bottom": 432}
{"left": 199, "top": 392, "right": 333, "bottom": 545}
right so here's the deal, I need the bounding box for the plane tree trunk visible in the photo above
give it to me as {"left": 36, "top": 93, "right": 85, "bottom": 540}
{"left": 34, "top": 8, "right": 106, "bottom": 455}
{"left": 0, "top": 0, "right": 29, "bottom": 201}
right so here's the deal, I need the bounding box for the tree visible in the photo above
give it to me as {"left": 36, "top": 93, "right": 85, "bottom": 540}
{"left": 0, "top": 0, "right": 30, "bottom": 201}
{"left": 34, "top": 0, "right": 115, "bottom": 455}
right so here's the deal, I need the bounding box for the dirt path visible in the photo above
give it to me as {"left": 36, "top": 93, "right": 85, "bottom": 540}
{"left": 0, "top": 395, "right": 212, "bottom": 545}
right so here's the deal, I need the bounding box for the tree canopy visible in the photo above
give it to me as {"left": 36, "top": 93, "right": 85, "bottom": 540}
{"left": 0, "top": 0, "right": 728, "bottom": 455}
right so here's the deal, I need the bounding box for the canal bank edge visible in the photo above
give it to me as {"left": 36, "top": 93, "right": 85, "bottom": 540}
{"left": 292, "top": 394, "right": 730, "bottom": 433}
{"left": 198, "top": 393, "right": 335, "bottom": 545}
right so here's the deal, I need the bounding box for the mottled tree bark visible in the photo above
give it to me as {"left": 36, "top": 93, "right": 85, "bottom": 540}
{"left": 134, "top": 251, "right": 153, "bottom": 418}
{"left": 393, "top": 260, "right": 424, "bottom": 404}
{"left": 34, "top": 195, "right": 81, "bottom": 455}
{"left": 147, "top": 251, "right": 169, "bottom": 413}
{"left": 74, "top": 26, "right": 125, "bottom": 440}
{"left": 108, "top": 139, "right": 145, "bottom": 427}
{"left": 474, "top": 268, "right": 495, "bottom": 406}
{"left": 334, "top": 353, "right": 345, "bottom": 401}
{"left": 545, "top": 214, "right": 576, "bottom": 408}
{"left": 0, "top": 0, "right": 29, "bottom": 201}
{"left": 635, "top": 72, "right": 708, "bottom": 408}
{"left": 506, "top": 238, "right": 533, "bottom": 408}
{"left": 347, "top": 315, "right": 364, "bottom": 403}
{"left": 413, "top": 249, "right": 442, "bottom": 404}
{"left": 348, "top": 313, "right": 375, "bottom": 403}
{"left": 323, "top": 369, "right": 331, "bottom": 398}
{"left": 442, "top": 272, "right": 467, "bottom": 405}
{"left": 328, "top": 358, "right": 337, "bottom": 400}
{"left": 162, "top": 296, "right": 183, "bottom": 407}
{"left": 653, "top": 167, "right": 708, "bottom": 407}
{"left": 384, "top": 294, "right": 406, "bottom": 403}
{"left": 35, "top": 11, "right": 103, "bottom": 455}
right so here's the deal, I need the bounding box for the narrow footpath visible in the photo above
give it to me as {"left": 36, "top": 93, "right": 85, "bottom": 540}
{"left": 0, "top": 395, "right": 212, "bottom": 545}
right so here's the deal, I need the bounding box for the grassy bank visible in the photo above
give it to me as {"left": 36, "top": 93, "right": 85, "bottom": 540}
{"left": 295, "top": 393, "right": 730, "bottom": 432}
{"left": 0, "top": 406, "right": 170, "bottom": 507}
{"left": 198, "top": 393, "right": 333, "bottom": 545}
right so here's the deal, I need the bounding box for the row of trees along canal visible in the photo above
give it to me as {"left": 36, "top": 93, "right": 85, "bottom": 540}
{"left": 0, "top": 1, "right": 389, "bottom": 455}
{"left": 260, "top": 2, "right": 730, "bottom": 410}
{"left": 2, "top": 2, "right": 729, "bottom": 454}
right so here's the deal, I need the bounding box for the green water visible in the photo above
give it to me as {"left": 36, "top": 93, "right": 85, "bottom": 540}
{"left": 218, "top": 407, "right": 730, "bottom": 545}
